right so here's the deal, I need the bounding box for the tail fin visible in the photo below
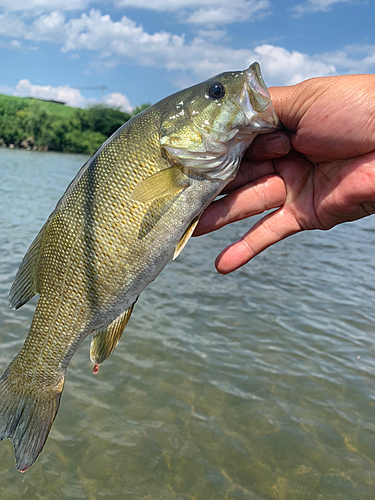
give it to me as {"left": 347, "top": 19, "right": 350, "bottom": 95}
{"left": 0, "top": 368, "right": 62, "bottom": 472}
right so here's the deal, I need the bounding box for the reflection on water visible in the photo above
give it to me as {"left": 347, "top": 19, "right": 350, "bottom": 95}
{"left": 0, "top": 148, "right": 375, "bottom": 499}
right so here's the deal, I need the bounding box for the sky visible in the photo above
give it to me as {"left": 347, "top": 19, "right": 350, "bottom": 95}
{"left": 0, "top": 0, "right": 374, "bottom": 111}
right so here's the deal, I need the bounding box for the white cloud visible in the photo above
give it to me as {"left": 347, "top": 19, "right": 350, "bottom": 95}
{"left": 114, "top": 0, "right": 270, "bottom": 25}
{"left": 186, "top": 0, "right": 270, "bottom": 25}
{"left": 6, "top": 39, "right": 38, "bottom": 50}
{"left": 30, "top": 11, "right": 66, "bottom": 40}
{"left": 0, "top": 0, "right": 270, "bottom": 25}
{"left": 0, "top": 14, "right": 27, "bottom": 38}
{"left": 254, "top": 44, "right": 336, "bottom": 85}
{"left": 0, "top": 11, "right": 66, "bottom": 41}
{"left": 13, "top": 79, "right": 133, "bottom": 110}
{"left": 49, "top": 10, "right": 336, "bottom": 85}
{"left": 115, "top": 0, "right": 223, "bottom": 8}
{"left": 15, "top": 79, "right": 88, "bottom": 107}
{"left": 319, "top": 44, "right": 375, "bottom": 74}
{"left": 5, "top": 8, "right": 375, "bottom": 97}
{"left": 103, "top": 92, "right": 133, "bottom": 112}
{"left": 293, "top": 0, "right": 353, "bottom": 16}
{"left": 0, "top": 0, "right": 89, "bottom": 12}
{"left": 60, "top": 10, "right": 186, "bottom": 64}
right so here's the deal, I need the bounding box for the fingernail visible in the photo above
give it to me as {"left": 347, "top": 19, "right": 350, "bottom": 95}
{"left": 267, "top": 136, "right": 289, "bottom": 156}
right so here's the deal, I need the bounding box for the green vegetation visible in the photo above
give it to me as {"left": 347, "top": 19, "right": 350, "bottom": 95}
{"left": 0, "top": 94, "right": 150, "bottom": 155}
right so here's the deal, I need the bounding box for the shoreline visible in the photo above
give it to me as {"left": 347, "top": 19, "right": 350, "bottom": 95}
{"left": 0, "top": 141, "right": 48, "bottom": 152}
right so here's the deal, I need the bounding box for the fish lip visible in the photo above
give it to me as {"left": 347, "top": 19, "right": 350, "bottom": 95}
{"left": 236, "top": 62, "right": 280, "bottom": 131}
{"left": 247, "top": 61, "right": 270, "bottom": 98}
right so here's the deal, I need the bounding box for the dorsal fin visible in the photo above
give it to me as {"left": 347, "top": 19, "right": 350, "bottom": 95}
{"left": 9, "top": 220, "right": 50, "bottom": 310}
{"left": 90, "top": 303, "right": 136, "bottom": 371}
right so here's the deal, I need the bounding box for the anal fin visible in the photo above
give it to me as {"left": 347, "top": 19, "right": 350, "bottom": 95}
{"left": 173, "top": 215, "right": 200, "bottom": 260}
{"left": 90, "top": 303, "right": 136, "bottom": 370}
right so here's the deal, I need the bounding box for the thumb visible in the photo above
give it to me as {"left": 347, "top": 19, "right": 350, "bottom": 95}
{"left": 269, "top": 83, "right": 307, "bottom": 132}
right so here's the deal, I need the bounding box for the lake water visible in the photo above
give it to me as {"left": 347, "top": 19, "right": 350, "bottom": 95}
{"left": 0, "top": 147, "right": 375, "bottom": 499}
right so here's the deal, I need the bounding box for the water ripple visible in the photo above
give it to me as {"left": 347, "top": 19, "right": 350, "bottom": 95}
{"left": 0, "top": 149, "right": 375, "bottom": 499}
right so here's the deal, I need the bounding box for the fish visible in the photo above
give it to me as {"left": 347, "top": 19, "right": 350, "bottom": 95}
{"left": 0, "top": 62, "right": 279, "bottom": 472}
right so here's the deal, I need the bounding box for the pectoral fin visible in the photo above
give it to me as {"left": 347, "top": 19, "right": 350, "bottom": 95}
{"left": 131, "top": 165, "right": 189, "bottom": 204}
{"left": 173, "top": 215, "right": 200, "bottom": 260}
{"left": 90, "top": 303, "right": 136, "bottom": 371}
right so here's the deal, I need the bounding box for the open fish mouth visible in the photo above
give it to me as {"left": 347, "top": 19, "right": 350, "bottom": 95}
{"left": 236, "top": 62, "right": 280, "bottom": 131}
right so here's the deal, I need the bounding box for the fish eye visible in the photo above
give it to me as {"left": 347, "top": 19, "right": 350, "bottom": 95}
{"left": 208, "top": 82, "right": 225, "bottom": 100}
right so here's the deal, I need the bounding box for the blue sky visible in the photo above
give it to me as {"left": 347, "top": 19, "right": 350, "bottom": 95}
{"left": 0, "top": 0, "right": 374, "bottom": 111}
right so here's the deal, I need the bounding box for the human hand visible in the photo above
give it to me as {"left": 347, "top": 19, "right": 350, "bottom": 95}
{"left": 194, "top": 74, "right": 375, "bottom": 274}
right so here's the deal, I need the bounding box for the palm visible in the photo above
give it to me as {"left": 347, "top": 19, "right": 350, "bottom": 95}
{"left": 275, "top": 151, "right": 375, "bottom": 231}
{"left": 195, "top": 74, "right": 375, "bottom": 273}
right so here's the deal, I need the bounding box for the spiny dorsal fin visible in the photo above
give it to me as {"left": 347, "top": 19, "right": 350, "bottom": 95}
{"left": 9, "top": 219, "right": 51, "bottom": 310}
{"left": 90, "top": 303, "right": 136, "bottom": 370}
{"left": 131, "top": 165, "right": 189, "bottom": 204}
{"left": 173, "top": 215, "right": 200, "bottom": 260}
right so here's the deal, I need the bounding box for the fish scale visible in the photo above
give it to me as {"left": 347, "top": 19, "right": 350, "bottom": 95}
{"left": 0, "top": 62, "right": 279, "bottom": 471}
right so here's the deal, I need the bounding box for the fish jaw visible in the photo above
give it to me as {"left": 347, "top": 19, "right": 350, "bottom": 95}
{"left": 235, "top": 62, "right": 280, "bottom": 133}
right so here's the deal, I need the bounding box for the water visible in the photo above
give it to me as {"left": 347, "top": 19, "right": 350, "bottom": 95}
{"left": 0, "top": 148, "right": 375, "bottom": 499}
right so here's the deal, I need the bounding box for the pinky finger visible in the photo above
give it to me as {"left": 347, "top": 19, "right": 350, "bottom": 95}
{"left": 215, "top": 207, "right": 302, "bottom": 274}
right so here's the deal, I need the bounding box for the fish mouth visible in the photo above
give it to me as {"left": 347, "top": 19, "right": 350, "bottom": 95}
{"left": 236, "top": 62, "right": 280, "bottom": 132}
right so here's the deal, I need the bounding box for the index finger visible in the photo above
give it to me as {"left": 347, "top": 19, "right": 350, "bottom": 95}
{"left": 194, "top": 174, "right": 286, "bottom": 236}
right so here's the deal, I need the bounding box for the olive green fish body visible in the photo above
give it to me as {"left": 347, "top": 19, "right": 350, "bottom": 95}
{"left": 0, "top": 62, "right": 279, "bottom": 471}
{"left": 13, "top": 115, "right": 224, "bottom": 371}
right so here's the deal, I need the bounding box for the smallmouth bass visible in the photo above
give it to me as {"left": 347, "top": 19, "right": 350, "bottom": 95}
{"left": 0, "top": 62, "right": 279, "bottom": 471}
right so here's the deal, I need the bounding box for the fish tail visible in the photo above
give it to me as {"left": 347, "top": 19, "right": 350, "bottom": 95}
{"left": 0, "top": 367, "right": 63, "bottom": 472}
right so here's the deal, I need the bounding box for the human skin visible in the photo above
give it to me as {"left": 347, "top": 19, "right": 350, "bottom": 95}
{"left": 194, "top": 74, "right": 375, "bottom": 274}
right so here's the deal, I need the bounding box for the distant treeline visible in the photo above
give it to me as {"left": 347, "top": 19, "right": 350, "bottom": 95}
{"left": 0, "top": 94, "right": 150, "bottom": 155}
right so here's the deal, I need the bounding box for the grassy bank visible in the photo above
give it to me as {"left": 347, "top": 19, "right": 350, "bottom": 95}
{"left": 0, "top": 94, "right": 149, "bottom": 155}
